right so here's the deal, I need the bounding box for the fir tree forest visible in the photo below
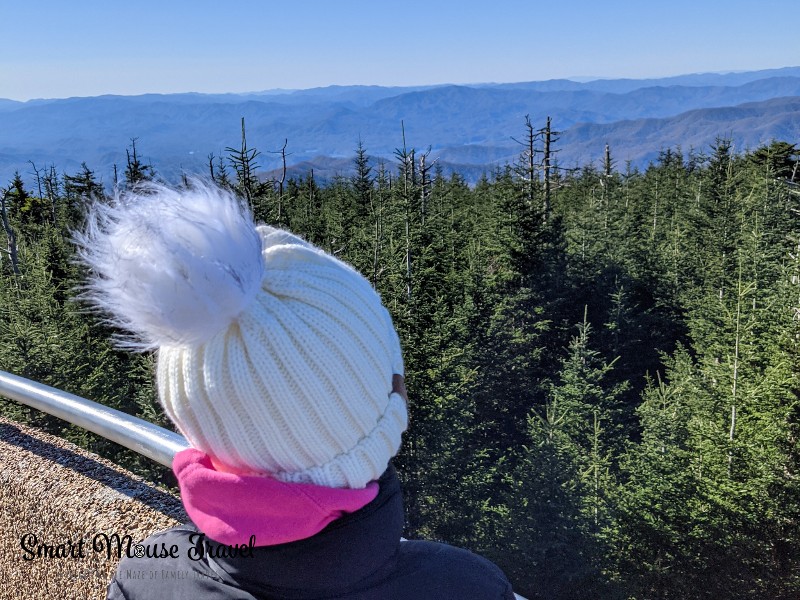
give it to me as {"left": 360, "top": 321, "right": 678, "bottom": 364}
{"left": 1, "top": 120, "right": 799, "bottom": 599}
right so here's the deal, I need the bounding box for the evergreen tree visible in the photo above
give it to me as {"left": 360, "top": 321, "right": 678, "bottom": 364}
{"left": 124, "top": 138, "right": 154, "bottom": 186}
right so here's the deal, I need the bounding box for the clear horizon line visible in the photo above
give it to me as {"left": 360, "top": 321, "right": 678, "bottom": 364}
{"left": 2, "top": 65, "right": 799, "bottom": 103}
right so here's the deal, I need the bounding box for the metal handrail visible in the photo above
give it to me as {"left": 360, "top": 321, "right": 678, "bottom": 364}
{"left": 0, "top": 370, "right": 189, "bottom": 466}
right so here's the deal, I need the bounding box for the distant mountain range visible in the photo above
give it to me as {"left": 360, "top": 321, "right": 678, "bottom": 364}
{"left": 1, "top": 67, "right": 799, "bottom": 186}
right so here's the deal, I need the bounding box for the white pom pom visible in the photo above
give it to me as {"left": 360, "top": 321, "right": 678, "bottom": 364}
{"left": 74, "top": 180, "right": 265, "bottom": 349}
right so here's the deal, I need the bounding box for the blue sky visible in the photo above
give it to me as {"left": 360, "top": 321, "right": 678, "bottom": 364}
{"left": 1, "top": 1, "right": 796, "bottom": 100}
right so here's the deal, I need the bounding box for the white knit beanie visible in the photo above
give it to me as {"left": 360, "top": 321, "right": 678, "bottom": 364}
{"left": 76, "top": 181, "right": 407, "bottom": 489}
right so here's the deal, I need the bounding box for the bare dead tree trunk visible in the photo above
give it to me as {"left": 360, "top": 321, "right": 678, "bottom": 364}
{"left": 527, "top": 118, "right": 535, "bottom": 203}
{"left": 29, "top": 160, "right": 60, "bottom": 225}
{"left": 602, "top": 144, "right": 612, "bottom": 231}
{"left": 511, "top": 115, "right": 536, "bottom": 206}
{"left": 418, "top": 149, "right": 435, "bottom": 226}
{"left": 511, "top": 115, "right": 536, "bottom": 203}
{"left": 44, "top": 165, "right": 59, "bottom": 224}
{"left": 208, "top": 153, "right": 217, "bottom": 183}
{"left": 29, "top": 161, "right": 44, "bottom": 200}
{"left": 278, "top": 139, "right": 288, "bottom": 222}
{"left": 543, "top": 116, "right": 552, "bottom": 223}
{"left": 1, "top": 189, "right": 20, "bottom": 275}
{"left": 419, "top": 152, "right": 427, "bottom": 225}
{"left": 651, "top": 179, "right": 659, "bottom": 242}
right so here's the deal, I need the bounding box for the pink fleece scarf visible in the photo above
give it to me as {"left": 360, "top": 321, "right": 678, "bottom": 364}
{"left": 173, "top": 448, "right": 379, "bottom": 547}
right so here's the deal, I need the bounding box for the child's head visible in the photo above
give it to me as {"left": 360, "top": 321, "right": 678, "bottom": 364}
{"left": 76, "top": 181, "right": 407, "bottom": 489}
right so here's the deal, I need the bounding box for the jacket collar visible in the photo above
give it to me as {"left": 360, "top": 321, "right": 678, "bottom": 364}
{"left": 191, "top": 462, "right": 405, "bottom": 596}
{"left": 173, "top": 448, "right": 379, "bottom": 547}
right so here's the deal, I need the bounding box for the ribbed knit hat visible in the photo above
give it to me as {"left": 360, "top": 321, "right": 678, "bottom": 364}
{"left": 76, "top": 181, "right": 407, "bottom": 489}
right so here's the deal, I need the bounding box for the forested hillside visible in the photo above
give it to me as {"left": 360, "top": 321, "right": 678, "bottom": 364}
{"left": 1, "top": 127, "right": 799, "bottom": 599}
{"left": 3, "top": 67, "right": 800, "bottom": 184}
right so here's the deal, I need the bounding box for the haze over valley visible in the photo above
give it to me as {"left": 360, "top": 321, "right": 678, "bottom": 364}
{"left": 2, "top": 66, "right": 799, "bottom": 185}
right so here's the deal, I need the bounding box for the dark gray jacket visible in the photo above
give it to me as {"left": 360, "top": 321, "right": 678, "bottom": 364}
{"left": 107, "top": 466, "right": 515, "bottom": 599}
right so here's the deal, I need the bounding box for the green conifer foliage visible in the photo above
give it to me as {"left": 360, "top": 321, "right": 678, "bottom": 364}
{"left": 1, "top": 132, "right": 800, "bottom": 598}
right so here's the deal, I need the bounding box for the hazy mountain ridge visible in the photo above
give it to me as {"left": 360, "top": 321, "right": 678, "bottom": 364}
{"left": 1, "top": 68, "right": 799, "bottom": 185}
{"left": 558, "top": 96, "right": 800, "bottom": 169}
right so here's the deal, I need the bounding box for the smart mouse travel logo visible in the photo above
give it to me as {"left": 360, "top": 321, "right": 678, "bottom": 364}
{"left": 20, "top": 532, "right": 256, "bottom": 561}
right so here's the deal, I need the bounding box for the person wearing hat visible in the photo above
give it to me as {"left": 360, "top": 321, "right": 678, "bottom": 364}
{"left": 77, "top": 181, "right": 516, "bottom": 599}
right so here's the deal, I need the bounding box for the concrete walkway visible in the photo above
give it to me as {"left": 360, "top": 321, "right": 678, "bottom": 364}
{"left": 0, "top": 417, "right": 186, "bottom": 598}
